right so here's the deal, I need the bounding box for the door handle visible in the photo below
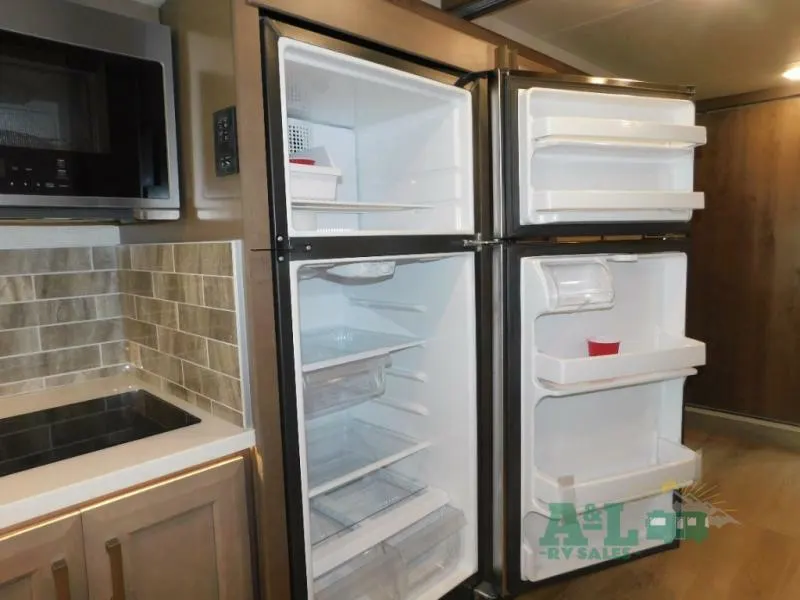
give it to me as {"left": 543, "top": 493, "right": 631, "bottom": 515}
{"left": 106, "top": 538, "right": 127, "bottom": 600}
{"left": 51, "top": 559, "right": 71, "bottom": 600}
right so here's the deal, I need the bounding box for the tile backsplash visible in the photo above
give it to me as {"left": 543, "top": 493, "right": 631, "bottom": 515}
{"left": 0, "top": 242, "right": 247, "bottom": 427}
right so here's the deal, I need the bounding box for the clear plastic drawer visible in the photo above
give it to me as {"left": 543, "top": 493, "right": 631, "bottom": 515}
{"left": 304, "top": 357, "right": 389, "bottom": 419}
{"left": 314, "top": 545, "right": 403, "bottom": 600}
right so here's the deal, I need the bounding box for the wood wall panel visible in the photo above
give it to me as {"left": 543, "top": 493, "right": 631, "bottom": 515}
{"left": 689, "top": 98, "right": 800, "bottom": 423}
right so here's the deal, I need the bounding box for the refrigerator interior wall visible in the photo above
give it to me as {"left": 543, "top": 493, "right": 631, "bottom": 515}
{"left": 517, "top": 88, "right": 706, "bottom": 225}
{"left": 278, "top": 39, "right": 474, "bottom": 237}
{"left": 518, "top": 252, "right": 704, "bottom": 582}
{"left": 290, "top": 253, "right": 478, "bottom": 599}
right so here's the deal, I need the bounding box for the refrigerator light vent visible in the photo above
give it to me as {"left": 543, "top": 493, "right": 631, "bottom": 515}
{"left": 287, "top": 120, "right": 311, "bottom": 154}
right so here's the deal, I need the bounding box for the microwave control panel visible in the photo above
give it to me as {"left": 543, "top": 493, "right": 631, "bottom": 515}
{"left": 0, "top": 156, "right": 72, "bottom": 195}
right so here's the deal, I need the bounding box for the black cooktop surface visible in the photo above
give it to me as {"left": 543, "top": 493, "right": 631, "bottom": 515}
{"left": 0, "top": 390, "right": 201, "bottom": 478}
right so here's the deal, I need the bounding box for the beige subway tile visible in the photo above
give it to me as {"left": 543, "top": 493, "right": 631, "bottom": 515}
{"left": 203, "top": 276, "right": 235, "bottom": 310}
{"left": 0, "top": 346, "right": 101, "bottom": 385}
{"left": 211, "top": 402, "right": 244, "bottom": 426}
{"left": 135, "top": 297, "right": 178, "bottom": 328}
{"left": 157, "top": 327, "right": 207, "bottom": 365}
{"left": 0, "top": 276, "right": 34, "bottom": 305}
{"left": 0, "top": 303, "right": 39, "bottom": 329}
{"left": 92, "top": 247, "right": 118, "bottom": 270}
{"left": 178, "top": 304, "right": 237, "bottom": 344}
{"left": 128, "top": 342, "right": 142, "bottom": 368}
{"left": 40, "top": 319, "right": 124, "bottom": 351}
{"left": 174, "top": 243, "right": 233, "bottom": 276}
{"left": 140, "top": 346, "right": 183, "bottom": 385}
{"left": 132, "top": 367, "right": 163, "bottom": 389}
{"left": 116, "top": 247, "right": 132, "bottom": 270}
{"left": 119, "top": 271, "right": 153, "bottom": 297}
{"left": 0, "top": 329, "right": 40, "bottom": 358}
{"left": 130, "top": 245, "right": 175, "bottom": 272}
{"left": 121, "top": 294, "right": 137, "bottom": 319}
{"left": 37, "top": 297, "right": 97, "bottom": 325}
{"left": 152, "top": 272, "right": 204, "bottom": 305}
{"left": 0, "top": 378, "right": 44, "bottom": 397}
{"left": 95, "top": 295, "right": 122, "bottom": 319}
{"left": 183, "top": 362, "right": 241, "bottom": 410}
{"left": 207, "top": 340, "right": 240, "bottom": 378}
{"left": 194, "top": 394, "right": 213, "bottom": 414}
{"left": 44, "top": 365, "right": 128, "bottom": 388}
{"left": 162, "top": 380, "right": 197, "bottom": 404}
{"left": 123, "top": 319, "right": 157, "bottom": 349}
{"left": 34, "top": 271, "right": 118, "bottom": 299}
{"left": 0, "top": 248, "right": 91, "bottom": 276}
{"left": 101, "top": 340, "right": 129, "bottom": 366}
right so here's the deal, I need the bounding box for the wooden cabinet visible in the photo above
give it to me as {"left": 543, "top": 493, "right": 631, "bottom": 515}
{"left": 82, "top": 458, "right": 253, "bottom": 600}
{"left": 0, "top": 457, "right": 253, "bottom": 600}
{"left": 0, "top": 514, "right": 87, "bottom": 600}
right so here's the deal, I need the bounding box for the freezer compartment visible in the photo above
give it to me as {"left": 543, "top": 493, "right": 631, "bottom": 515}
{"left": 386, "top": 505, "right": 466, "bottom": 596}
{"left": 533, "top": 438, "right": 699, "bottom": 514}
{"left": 314, "top": 545, "right": 404, "bottom": 600}
{"left": 535, "top": 332, "right": 705, "bottom": 386}
{"left": 517, "top": 87, "right": 704, "bottom": 225}
{"left": 521, "top": 493, "right": 674, "bottom": 583}
{"left": 279, "top": 39, "right": 474, "bottom": 237}
{"left": 306, "top": 416, "right": 429, "bottom": 498}
{"left": 304, "top": 357, "right": 391, "bottom": 419}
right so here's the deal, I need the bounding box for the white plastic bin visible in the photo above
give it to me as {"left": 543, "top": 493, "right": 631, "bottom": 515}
{"left": 289, "top": 146, "right": 341, "bottom": 202}
{"left": 385, "top": 505, "right": 466, "bottom": 595}
{"left": 314, "top": 545, "right": 403, "bottom": 600}
{"left": 539, "top": 259, "right": 615, "bottom": 312}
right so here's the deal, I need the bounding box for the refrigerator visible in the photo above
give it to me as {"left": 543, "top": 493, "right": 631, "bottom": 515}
{"left": 259, "top": 13, "right": 706, "bottom": 600}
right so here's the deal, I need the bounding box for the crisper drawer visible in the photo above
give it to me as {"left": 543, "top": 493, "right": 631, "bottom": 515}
{"left": 385, "top": 505, "right": 466, "bottom": 595}
{"left": 314, "top": 545, "right": 403, "bottom": 600}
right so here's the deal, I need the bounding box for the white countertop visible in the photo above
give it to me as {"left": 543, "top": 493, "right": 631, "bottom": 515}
{"left": 0, "top": 374, "right": 255, "bottom": 532}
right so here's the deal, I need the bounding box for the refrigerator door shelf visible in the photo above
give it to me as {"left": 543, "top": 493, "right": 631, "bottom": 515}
{"left": 537, "top": 367, "right": 697, "bottom": 398}
{"left": 530, "top": 117, "right": 707, "bottom": 150}
{"left": 313, "top": 487, "right": 451, "bottom": 578}
{"left": 293, "top": 200, "right": 433, "bottom": 212}
{"left": 527, "top": 439, "right": 700, "bottom": 518}
{"left": 306, "top": 417, "right": 430, "bottom": 498}
{"left": 385, "top": 505, "right": 466, "bottom": 597}
{"left": 301, "top": 327, "right": 424, "bottom": 372}
{"left": 531, "top": 190, "right": 704, "bottom": 214}
{"left": 314, "top": 544, "right": 404, "bottom": 600}
{"left": 534, "top": 334, "right": 706, "bottom": 386}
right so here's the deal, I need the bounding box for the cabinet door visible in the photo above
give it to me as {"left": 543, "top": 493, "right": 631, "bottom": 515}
{"left": 0, "top": 514, "right": 87, "bottom": 600}
{"left": 82, "top": 458, "right": 253, "bottom": 600}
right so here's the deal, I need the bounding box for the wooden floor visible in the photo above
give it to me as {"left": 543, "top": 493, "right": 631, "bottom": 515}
{"left": 518, "top": 429, "right": 800, "bottom": 600}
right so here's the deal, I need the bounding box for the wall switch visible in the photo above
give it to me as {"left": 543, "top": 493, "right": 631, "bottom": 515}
{"left": 213, "top": 106, "right": 239, "bottom": 177}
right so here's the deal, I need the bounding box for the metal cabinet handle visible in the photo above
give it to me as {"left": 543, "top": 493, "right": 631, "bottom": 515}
{"left": 52, "top": 559, "right": 71, "bottom": 600}
{"left": 105, "top": 538, "right": 127, "bottom": 600}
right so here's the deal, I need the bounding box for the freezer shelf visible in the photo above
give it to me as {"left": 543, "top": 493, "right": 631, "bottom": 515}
{"left": 531, "top": 117, "right": 706, "bottom": 150}
{"left": 312, "top": 470, "right": 427, "bottom": 544}
{"left": 301, "top": 327, "right": 424, "bottom": 372}
{"left": 304, "top": 357, "right": 390, "bottom": 419}
{"left": 306, "top": 417, "right": 430, "bottom": 498}
{"left": 314, "top": 545, "right": 403, "bottom": 600}
{"left": 531, "top": 439, "right": 700, "bottom": 516}
{"left": 386, "top": 505, "right": 466, "bottom": 596}
{"left": 535, "top": 334, "right": 705, "bottom": 386}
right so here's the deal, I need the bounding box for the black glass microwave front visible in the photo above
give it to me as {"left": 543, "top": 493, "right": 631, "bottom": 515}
{"left": 0, "top": 28, "right": 170, "bottom": 203}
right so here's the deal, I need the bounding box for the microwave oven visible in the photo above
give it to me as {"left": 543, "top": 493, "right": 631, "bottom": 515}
{"left": 0, "top": 0, "right": 179, "bottom": 221}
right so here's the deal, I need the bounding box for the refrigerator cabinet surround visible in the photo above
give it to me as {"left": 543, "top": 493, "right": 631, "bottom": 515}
{"left": 489, "top": 71, "right": 707, "bottom": 238}
{"left": 496, "top": 240, "right": 704, "bottom": 596}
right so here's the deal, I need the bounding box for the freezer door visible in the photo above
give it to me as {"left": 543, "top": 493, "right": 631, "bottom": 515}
{"left": 275, "top": 251, "right": 481, "bottom": 600}
{"left": 501, "top": 241, "right": 705, "bottom": 593}
{"left": 262, "top": 17, "right": 481, "bottom": 243}
{"left": 495, "top": 72, "right": 707, "bottom": 238}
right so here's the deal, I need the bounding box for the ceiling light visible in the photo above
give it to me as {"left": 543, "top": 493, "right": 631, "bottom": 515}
{"left": 783, "top": 64, "right": 800, "bottom": 81}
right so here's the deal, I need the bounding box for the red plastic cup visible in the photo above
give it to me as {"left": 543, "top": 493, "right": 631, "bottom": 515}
{"left": 587, "top": 337, "right": 620, "bottom": 357}
{"left": 290, "top": 158, "right": 316, "bottom": 165}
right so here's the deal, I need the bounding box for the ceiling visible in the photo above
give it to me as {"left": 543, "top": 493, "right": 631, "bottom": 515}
{"left": 474, "top": 0, "right": 800, "bottom": 99}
